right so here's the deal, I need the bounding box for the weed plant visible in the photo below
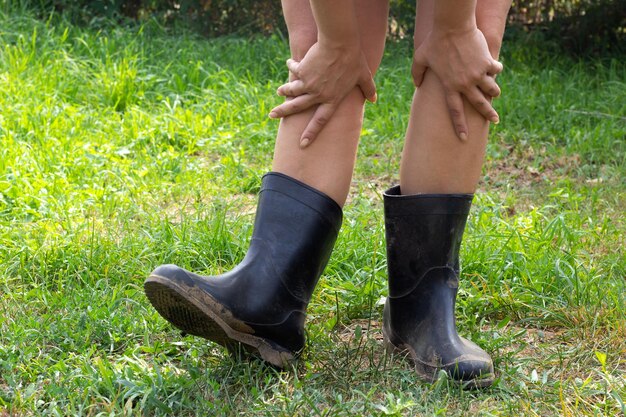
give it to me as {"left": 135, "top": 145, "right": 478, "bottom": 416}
{"left": 0, "top": 10, "right": 624, "bottom": 416}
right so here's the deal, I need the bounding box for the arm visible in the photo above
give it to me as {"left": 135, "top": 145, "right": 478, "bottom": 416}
{"left": 311, "top": 0, "right": 360, "bottom": 47}
{"left": 269, "top": 0, "right": 375, "bottom": 148}
{"left": 412, "top": 0, "right": 503, "bottom": 140}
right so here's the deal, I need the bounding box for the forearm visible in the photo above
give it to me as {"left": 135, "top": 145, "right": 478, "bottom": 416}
{"left": 433, "top": 0, "right": 477, "bottom": 32}
{"left": 309, "top": 0, "right": 360, "bottom": 47}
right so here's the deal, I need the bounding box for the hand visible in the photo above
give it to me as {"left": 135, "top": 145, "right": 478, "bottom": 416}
{"left": 412, "top": 26, "right": 503, "bottom": 141}
{"left": 269, "top": 41, "right": 376, "bottom": 148}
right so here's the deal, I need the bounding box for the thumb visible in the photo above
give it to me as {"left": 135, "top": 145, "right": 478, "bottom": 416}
{"left": 359, "top": 71, "right": 377, "bottom": 103}
{"left": 411, "top": 47, "right": 427, "bottom": 87}
{"left": 286, "top": 58, "right": 300, "bottom": 77}
{"left": 489, "top": 59, "right": 504, "bottom": 76}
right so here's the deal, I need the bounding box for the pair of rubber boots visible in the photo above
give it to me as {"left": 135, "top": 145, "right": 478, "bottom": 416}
{"left": 144, "top": 172, "right": 493, "bottom": 387}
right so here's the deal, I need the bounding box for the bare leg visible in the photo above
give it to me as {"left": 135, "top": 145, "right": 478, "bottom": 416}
{"left": 400, "top": 0, "right": 511, "bottom": 195}
{"left": 273, "top": 0, "right": 389, "bottom": 206}
{"left": 381, "top": 2, "right": 513, "bottom": 387}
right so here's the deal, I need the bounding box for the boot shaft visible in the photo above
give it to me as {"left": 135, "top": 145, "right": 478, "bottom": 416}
{"left": 246, "top": 172, "right": 343, "bottom": 303}
{"left": 383, "top": 186, "right": 472, "bottom": 298}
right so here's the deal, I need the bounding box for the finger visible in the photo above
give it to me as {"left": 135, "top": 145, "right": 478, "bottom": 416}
{"left": 445, "top": 92, "right": 469, "bottom": 141}
{"left": 477, "top": 76, "right": 501, "bottom": 98}
{"left": 358, "top": 72, "right": 377, "bottom": 103}
{"left": 269, "top": 94, "right": 317, "bottom": 119}
{"left": 488, "top": 59, "right": 504, "bottom": 76}
{"left": 466, "top": 86, "right": 499, "bottom": 123}
{"left": 411, "top": 48, "right": 428, "bottom": 87}
{"left": 286, "top": 58, "right": 300, "bottom": 76}
{"left": 276, "top": 79, "right": 306, "bottom": 97}
{"left": 300, "top": 103, "right": 336, "bottom": 148}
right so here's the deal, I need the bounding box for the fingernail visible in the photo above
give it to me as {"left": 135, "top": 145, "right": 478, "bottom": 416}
{"left": 492, "top": 116, "right": 500, "bottom": 124}
{"left": 459, "top": 132, "right": 468, "bottom": 141}
{"left": 269, "top": 111, "right": 278, "bottom": 118}
{"left": 300, "top": 138, "right": 310, "bottom": 148}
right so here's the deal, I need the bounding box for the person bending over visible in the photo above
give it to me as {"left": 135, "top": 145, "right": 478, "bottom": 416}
{"left": 144, "top": 0, "right": 511, "bottom": 388}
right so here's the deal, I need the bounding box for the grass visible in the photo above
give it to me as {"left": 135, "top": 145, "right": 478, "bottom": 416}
{"left": 0, "top": 10, "right": 625, "bottom": 417}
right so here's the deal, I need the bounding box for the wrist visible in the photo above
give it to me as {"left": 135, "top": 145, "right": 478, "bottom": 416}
{"left": 310, "top": 0, "right": 360, "bottom": 51}
{"left": 318, "top": 32, "right": 360, "bottom": 52}
{"left": 433, "top": 18, "right": 477, "bottom": 35}
{"left": 433, "top": 0, "right": 477, "bottom": 33}
{"left": 431, "top": 25, "right": 477, "bottom": 43}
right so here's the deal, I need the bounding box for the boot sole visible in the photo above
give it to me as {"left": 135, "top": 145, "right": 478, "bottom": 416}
{"left": 144, "top": 274, "right": 295, "bottom": 369}
{"left": 382, "top": 329, "right": 494, "bottom": 389}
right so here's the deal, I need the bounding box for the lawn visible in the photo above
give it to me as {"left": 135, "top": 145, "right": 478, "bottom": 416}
{"left": 0, "top": 11, "right": 625, "bottom": 416}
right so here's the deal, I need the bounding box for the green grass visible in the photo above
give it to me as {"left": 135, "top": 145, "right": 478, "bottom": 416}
{"left": 1, "top": 11, "right": 625, "bottom": 416}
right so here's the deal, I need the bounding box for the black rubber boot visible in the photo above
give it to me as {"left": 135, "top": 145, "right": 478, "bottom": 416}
{"left": 382, "top": 185, "right": 494, "bottom": 388}
{"left": 144, "top": 172, "right": 342, "bottom": 368}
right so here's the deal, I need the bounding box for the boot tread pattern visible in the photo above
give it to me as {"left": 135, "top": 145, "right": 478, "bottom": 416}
{"left": 144, "top": 274, "right": 295, "bottom": 368}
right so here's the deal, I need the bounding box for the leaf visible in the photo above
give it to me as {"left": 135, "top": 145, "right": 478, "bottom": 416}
{"left": 530, "top": 369, "right": 539, "bottom": 383}
{"left": 595, "top": 351, "right": 607, "bottom": 373}
{"left": 354, "top": 324, "right": 362, "bottom": 340}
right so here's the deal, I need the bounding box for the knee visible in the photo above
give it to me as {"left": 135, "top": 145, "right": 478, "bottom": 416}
{"left": 288, "top": 29, "right": 317, "bottom": 61}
